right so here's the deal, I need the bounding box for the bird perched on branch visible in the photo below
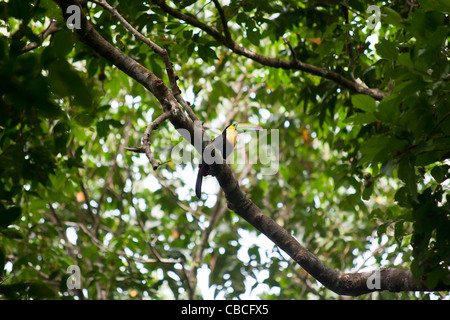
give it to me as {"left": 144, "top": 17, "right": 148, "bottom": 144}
{"left": 195, "top": 122, "right": 262, "bottom": 199}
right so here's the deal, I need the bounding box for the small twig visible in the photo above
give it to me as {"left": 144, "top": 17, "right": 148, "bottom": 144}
{"left": 211, "top": 0, "right": 231, "bottom": 42}
{"left": 21, "top": 20, "right": 61, "bottom": 53}
{"left": 283, "top": 37, "right": 297, "bottom": 61}
{"left": 125, "top": 111, "right": 172, "bottom": 170}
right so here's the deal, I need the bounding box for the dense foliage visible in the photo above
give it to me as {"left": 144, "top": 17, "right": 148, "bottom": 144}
{"left": 0, "top": 0, "right": 449, "bottom": 299}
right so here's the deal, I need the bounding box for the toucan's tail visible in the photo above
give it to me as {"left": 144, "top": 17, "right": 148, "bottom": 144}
{"left": 195, "top": 168, "right": 203, "bottom": 199}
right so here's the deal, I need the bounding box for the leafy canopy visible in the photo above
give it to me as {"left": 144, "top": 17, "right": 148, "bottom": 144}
{"left": 0, "top": 0, "right": 449, "bottom": 299}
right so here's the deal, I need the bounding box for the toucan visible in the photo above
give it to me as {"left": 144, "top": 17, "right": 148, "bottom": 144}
{"left": 195, "top": 122, "right": 262, "bottom": 199}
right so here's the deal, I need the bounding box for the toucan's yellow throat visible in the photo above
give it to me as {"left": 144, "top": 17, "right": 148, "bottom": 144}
{"left": 225, "top": 123, "right": 238, "bottom": 149}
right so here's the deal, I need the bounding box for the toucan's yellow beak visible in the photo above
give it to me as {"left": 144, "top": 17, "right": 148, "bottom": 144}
{"left": 236, "top": 123, "right": 263, "bottom": 133}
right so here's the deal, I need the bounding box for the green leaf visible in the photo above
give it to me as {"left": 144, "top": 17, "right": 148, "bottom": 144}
{"left": 0, "top": 248, "right": 5, "bottom": 277}
{"left": 393, "top": 78, "right": 426, "bottom": 96}
{"left": 380, "top": 159, "right": 395, "bottom": 177}
{"left": 0, "top": 206, "right": 22, "bottom": 228}
{"left": 375, "top": 96, "right": 399, "bottom": 124}
{"left": 49, "top": 30, "right": 76, "bottom": 58}
{"left": 27, "top": 282, "right": 57, "bottom": 299}
{"left": 383, "top": 7, "right": 402, "bottom": 27}
{"left": 395, "top": 187, "right": 409, "bottom": 207}
{"left": 73, "top": 113, "right": 95, "bottom": 127}
{"left": 431, "top": 165, "right": 449, "bottom": 183}
{"left": 375, "top": 39, "right": 398, "bottom": 60}
{"left": 315, "top": 41, "right": 334, "bottom": 55}
{"left": 345, "top": 112, "right": 377, "bottom": 125}
{"left": 8, "top": 0, "right": 32, "bottom": 20}
{"left": 246, "top": 24, "right": 260, "bottom": 46}
{"left": 397, "top": 159, "right": 418, "bottom": 202}
{"left": 149, "top": 56, "right": 164, "bottom": 79}
{"left": 87, "top": 59, "right": 99, "bottom": 78}
{"left": 377, "top": 223, "right": 388, "bottom": 237}
{"left": 198, "top": 46, "right": 218, "bottom": 62}
{"left": 279, "top": 165, "right": 289, "bottom": 181}
{"left": 179, "top": 0, "right": 197, "bottom": 9}
{"left": 351, "top": 94, "right": 376, "bottom": 113}
{"left": 421, "top": 0, "right": 450, "bottom": 11}
{"left": 426, "top": 268, "right": 444, "bottom": 290}
{"left": 394, "top": 220, "right": 405, "bottom": 245}
{"left": 49, "top": 171, "right": 67, "bottom": 190}
{"left": 359, "top": 136, "right": 390, "bottom": 166}
{"left": 186, "top": 42, "right": 196, "bottom": 57}
{"left": 397, "top": 53, "right": 414, "bottom": 69}
{"left": 236, "top": 12, "right": 248, "bottom": 25}
{"left": 362, "top": 183, "right": 374, "bottom": 200}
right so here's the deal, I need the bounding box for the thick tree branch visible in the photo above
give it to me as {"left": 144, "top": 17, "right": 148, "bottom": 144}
{"left": 212, "top": 164, "right": 450, "bottom": 295}
{"left": 57, "top": 0, "right": 449, "bottom": 296}
{"left": 150, "top": 0, "right": 388, "bottom": 101}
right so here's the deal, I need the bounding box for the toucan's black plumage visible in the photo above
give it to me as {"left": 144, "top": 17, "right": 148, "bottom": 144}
{"left": 195, "top": 122, "right": 262, "bottom": 199}
{"left": 195, "top": 123, "right": 237, "bottom": 199}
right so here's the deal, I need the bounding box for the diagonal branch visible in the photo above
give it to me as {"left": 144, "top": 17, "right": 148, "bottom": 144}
{"left": 151, "top": 0, "right": 387, "bottom": 101}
